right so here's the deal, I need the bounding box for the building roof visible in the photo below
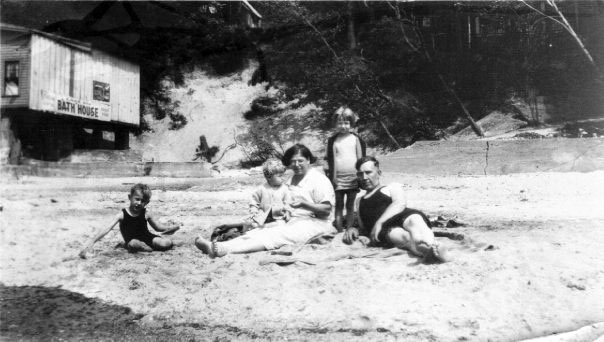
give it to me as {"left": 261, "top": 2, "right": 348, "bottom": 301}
{"left": 0, "top": 22, "right": 92, "bottom": 53}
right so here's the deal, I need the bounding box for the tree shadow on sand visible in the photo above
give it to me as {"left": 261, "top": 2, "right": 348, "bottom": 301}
{"left": 0, "top": 283, "right": 163, "bottom": 340}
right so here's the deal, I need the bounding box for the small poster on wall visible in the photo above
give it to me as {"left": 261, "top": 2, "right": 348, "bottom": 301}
{"left": 93, "top": 81, "right": 110, "bottom": 102}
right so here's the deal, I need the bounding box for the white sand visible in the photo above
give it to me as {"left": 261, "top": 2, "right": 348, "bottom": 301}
{"left": 1, "top": 171, "right": 603, "bottom": 340}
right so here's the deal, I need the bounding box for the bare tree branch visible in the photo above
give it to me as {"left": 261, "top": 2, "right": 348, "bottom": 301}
{"left": 289, "top": 4, "right": 340, "bottom": 60}
{"left": 388, "top": 1, "right": 420, "bottom": 52}
{"left": 521, "top": 0, "right": 602, "bottom": 80}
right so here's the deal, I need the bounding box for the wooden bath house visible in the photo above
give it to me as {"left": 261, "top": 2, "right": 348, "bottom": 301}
{"left": 0, "top": 23, "right": 139, "bottom": 162}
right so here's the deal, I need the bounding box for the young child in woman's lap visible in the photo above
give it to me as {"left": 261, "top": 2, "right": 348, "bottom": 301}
{"left": 197, "top": 158, "right": 292, "bottom": 254}
{"left": 249, "top": 158, "right": 292, "bottom": 227}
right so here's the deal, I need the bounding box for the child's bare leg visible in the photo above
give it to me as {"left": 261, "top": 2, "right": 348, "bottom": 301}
{"left": 127, "top": 239, "right": 153, "bottom": 253}
{"left": 152, "top": 237, "right": 173, "bottom": 251}
{"left": 344, "top": 191, "right": 356, "bottom": 228}
{"left": 334, "top": 191, "right": 345, "bottom": 232}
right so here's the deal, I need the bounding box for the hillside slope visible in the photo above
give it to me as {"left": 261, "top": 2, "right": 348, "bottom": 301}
{"left": 130, "top": 65, "right": 268, "bottom": 165}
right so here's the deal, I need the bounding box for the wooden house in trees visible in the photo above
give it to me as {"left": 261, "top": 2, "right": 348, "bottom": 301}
{"left": 0, "top": 23, "right": 139, "bottom": 162}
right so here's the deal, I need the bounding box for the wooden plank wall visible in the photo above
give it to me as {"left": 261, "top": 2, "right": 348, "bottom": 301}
{"left": 0, "top": 31, "right": 31, "bottom": 108}
{"left": 93, "top": 50, "right": 140, "bottom": 126}
{"left": 28, "top": 34, "right": 139, "bottom": 126}
{"left": 30, "top": 34, "right": 75, "bottom": 110}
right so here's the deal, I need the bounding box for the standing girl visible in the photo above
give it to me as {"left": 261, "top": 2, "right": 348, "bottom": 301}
{"left": 326, "top": 106, "right": 366, "bottom": 232}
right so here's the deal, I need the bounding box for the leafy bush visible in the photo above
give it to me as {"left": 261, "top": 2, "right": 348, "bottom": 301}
{"left": 168, "top": 112, "right": 188, "bottom": 130}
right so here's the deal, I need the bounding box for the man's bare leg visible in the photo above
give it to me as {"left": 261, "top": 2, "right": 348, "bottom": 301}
{"left": 402, "top": 214, "right": 436, "bottom": 251}
{"left": 389, "top": 214, "right": 449, "bottom": 262}
{"left": 387, "top": 227, "right": 421, "bottom": 256}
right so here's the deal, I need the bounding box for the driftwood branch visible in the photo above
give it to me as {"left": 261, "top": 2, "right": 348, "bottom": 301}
{"left": 210, "top": 143, "right": 236, "bottom": 164}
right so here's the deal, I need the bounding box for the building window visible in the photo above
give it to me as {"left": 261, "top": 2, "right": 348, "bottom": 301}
{"left": 422, "top": 17, "right": 432, "bottom": 28}
{"left": 3, "top": 61, "right": 19, "bottom": 96}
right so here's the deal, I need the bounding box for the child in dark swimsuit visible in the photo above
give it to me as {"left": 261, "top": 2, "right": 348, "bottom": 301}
{"left": 79, "top": 184, "right": 180, "bottom": 258}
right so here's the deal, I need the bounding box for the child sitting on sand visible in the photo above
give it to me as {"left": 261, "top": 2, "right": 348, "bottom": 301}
{"left": 250, "top": 158, "right": 292, "bottom": 227}
{"left": 79, "top": 183, "right": 180, "bottom": 258}
{"left": 209, "top": 158, "right": 292, "bottom": 242}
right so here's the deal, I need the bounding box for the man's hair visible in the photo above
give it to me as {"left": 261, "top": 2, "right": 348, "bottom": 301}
{"left": 333, "top": 106, "right": 358, "bottom": 127}
{"left": 130, "top": 183, "right": 152, "bottom": 203}
{"left": 262, "top": 158, "right": 286, "bottom": 178}
{"left": 355, "top": 156, "right": 380, "bottom": 170}
{"left": 282, "top": 143, "right": 317, "bottom": 165}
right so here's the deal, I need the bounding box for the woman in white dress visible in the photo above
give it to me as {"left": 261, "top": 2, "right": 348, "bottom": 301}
{"left": 195, "top": 144, "right": 336, "bottom": 257}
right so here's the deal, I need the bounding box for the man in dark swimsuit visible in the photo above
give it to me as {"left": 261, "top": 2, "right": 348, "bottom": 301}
{"left": 343, "top": 156, "right": 447, "bottom": 262}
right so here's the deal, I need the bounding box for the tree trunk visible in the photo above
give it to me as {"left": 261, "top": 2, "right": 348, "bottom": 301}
{"left": 547, "top": 0, "right": 602, "bottom": 80}
{"left": 347, "top": 1, "right": 357, "bottom": 49}
{"left": 437, "top": 74, "right": 485, "bottom": 137}
{"left": 378, "top": 119, "right": 401, "bottom": 149}
{"left": 367, "top": 109, "right": 402, "bottom": 149}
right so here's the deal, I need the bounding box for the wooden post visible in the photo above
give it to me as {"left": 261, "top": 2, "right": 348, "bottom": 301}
{"left": 56, "top": 121, "right": 73, "bottom": 159}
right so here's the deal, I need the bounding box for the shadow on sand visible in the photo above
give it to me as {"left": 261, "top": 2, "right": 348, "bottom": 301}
{"left": 0, "top": 283, "right": 160, "bottom": 340}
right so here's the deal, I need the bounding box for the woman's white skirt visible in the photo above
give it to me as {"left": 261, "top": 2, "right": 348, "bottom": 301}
{"left": 244, "top": 217, "right": 336, "bottom": 250}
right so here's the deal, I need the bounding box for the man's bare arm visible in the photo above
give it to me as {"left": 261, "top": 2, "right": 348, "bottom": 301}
{"left": 343, "top": 196, "right": 363, "bottom": 244}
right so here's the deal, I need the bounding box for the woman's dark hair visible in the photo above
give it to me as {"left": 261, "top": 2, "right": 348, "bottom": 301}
{"left": 282, "top": 144, "right": 317, "bottom": 165}
{"left": 355, "top": 156, "right": 379, "bottom": 170}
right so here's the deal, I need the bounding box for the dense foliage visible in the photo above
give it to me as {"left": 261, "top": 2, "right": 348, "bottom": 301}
{"left": 252, "top": 1, "right": 603, "bottom": 149}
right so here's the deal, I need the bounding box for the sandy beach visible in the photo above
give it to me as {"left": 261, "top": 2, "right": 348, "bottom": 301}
{"left": 1, "top": 170, "right": 604, "bottom": 341}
